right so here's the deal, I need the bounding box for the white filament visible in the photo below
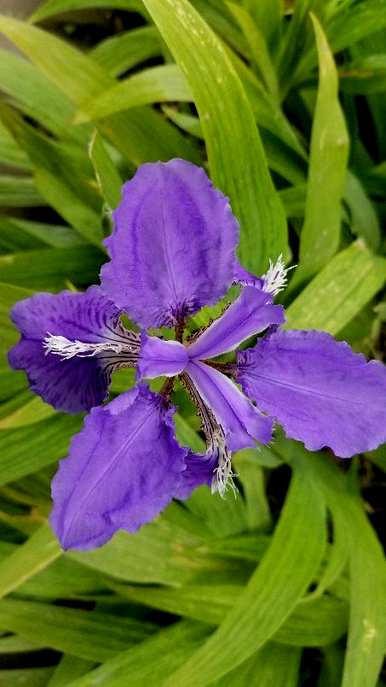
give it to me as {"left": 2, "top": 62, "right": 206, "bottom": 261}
{"left": 262, "top": 254, "right": 293, "bottom": 297}
{"left": 210, "top": 430, "right": 237, "bottom": 498}
{"left": 43, "top": 333, "right": 136, "bottom": 360}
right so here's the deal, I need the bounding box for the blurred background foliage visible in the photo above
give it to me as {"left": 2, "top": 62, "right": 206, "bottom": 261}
{"left": 0, "top": 0, "right": 385, "bottom": 685}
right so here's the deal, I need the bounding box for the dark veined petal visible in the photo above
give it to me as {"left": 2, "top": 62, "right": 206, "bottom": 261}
{"left": 185, "top": 361, "right": 272, "bottom": 452}
{"left": 176, "top": 451, "right": 218, "bottom": 500}
{"left": 188, "top": 286, "right": 284, "bottom": 361}
{"left": 237, "top": 330, "right": 386, "bottom": 457}
{"left": 50, "top": 385, "right": 188, "bottom": 550}
{"left": 100, "top": 159, "right": 239, "bottom": 328}
{"left": 8, "top": 287, "right": 138, "bottom": 413}
{"left": 137, "top": 334, "right": 188, "bottom": 379}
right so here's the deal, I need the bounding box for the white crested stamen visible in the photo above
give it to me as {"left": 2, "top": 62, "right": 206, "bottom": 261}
{"left": 210, "top": 429, "right": 237, "bottom": 498}
{"left": 180, "top": 371, "right": 238, "bottom": 499}
{"left": 43, "top": 333, "right": 139, "bottom": 360}
{"left": 262, "top": 254, "right": 294, "bottom": 297}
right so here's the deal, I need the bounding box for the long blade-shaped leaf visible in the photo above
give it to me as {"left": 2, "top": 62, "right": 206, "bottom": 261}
{"left": 0, "top": 15, "right": 199, "bottom": 165}
{"left": 77, "top": 65, "right": 192, "bottom": 122}
{"left": 292, "top": 14, "right": 349, "bottom": 288}
{"left": 216, "top": 642, "right": 301, "bottom": 687}
{"left": 282, "top": 445, "right": 386, "bottom": 687}
{"left": 286, "top": 241, "right": 386, "bottom": 335}
{"left": 161, "top": 467, "right": 326, "bottom": 686}
{"left": 0, "top": 523, "right": 61, "bottom": 598}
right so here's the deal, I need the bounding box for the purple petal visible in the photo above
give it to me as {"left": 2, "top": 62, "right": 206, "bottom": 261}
{"left": 234, "top": 256, "right": 291, "bottom": 297}
{"left": 176, "top": 451, "right": 218, "bottom": 500}
{"left": 100, "top": 159, "right": 239, "bottom": 328}
{"left": 237, "top": 330, "right": 386, "bottom": 457}
{"left": 8, "top": 287, "right": 135, "bottom": 413}
{"left": 188, "top": 287, "right": 284, "bottom": 361}
{"left": 50, "top": 384, "right": 187, "bottom": 550}
{"left": 233, "top": 261, "right": 263, "bottom": 288}
{"left": 137, "top": 334, "right": 188, "bottom": 379}
{"left": 186, "top": 361, "right": 272, "bottom": 451}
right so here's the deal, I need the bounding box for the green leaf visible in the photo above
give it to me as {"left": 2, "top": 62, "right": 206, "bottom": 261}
{"left": 0, "top": 634, "right": 42, "bottom": 653}
{"left": 0, "top": 414, "right": 82, "bottom": 486}
{"left": 142, "top": 0, "right": 288, "bottom": 273}
{"left": 227, "top": 3, "right": 278, "bottom": 99}
{"left": 67, "top": 621, "right": 210, "bottom": 687}
{"left": 292, "top": 14, "right": 349, "bottom": 288}
{"left": 174, "top": 414, "right": 205, "bottom": 453}
{"left": 309, "top": 512, "right": 349, "bottom": 599}
{"left": 17, "top": 551, "right": 106, "bottom": 599}
{"left": 191, "top": 0, "right": 248, "bottom": 57}
{"left": 243, "top": 0, "right": 283, "bottom": 47}
{"left": 160, "top": 466, "right": 326, "bottom": 686}
{"left": 113, "top": 581, "right": 347, "bottom": 646}
{"left": 0, "top": 108, "right": 104, "bottom": 247}
{"left": 291, "top": 2, "right": 386, "bottom": 87}
{"left": 0, "top": 47, "right": 81, "bottom": 140}
{"left": 340, "top": 54, "right": 386, "bottom": 94}
{"left": 342, "top": 488, "right": 386, "bottom": 687}
{"left": 279, "top": 183, "right": 306, "bottom": 218}
{"left": 216, "top": 643, "right": 301, "bottom": 687}
{"left": 88, "top": 131, "right": 122, "bottom": 209}
{"left": 90, "top": 26, "right": 162, "bottom": 77}
{"left": 0, "top": 667, "right": 55, "bottom": 686}
{"left": 233, "top": 452, "right": 271, "bottom": 530}
{"left": 282, "top": 445, "right": 386, "bottom": 687}
{"left": 366, "top": 444, "right": 386, "bottom": 472}
{"left": 162, "top": 106, "right": 203, "bottom": 139}
{"left": 30, "top": 0, "right": 145, "bottom": 23}
{"left": 70, "top": 519, "right": 241, "bottom": 586}
{"left": 0, "top": 390, "right": 33, "bottom": 423}
{"left": 0, "top": 523, "right": 60, "bottom": 598}
{"left": 276, "top": 0, "right": 317, "bottom": 94}
{"left": 0, "top": 281, "right": 33, "bottom": 354}
{"left": 48, "top": 656, "right": 96, "bottom": 687}
{"left": 0, "top": 217, "right": 84, "bottom": 250}
{"left": 185, "top": 487, "right": 248, "bottom": 539}
{"left": 325, "top": 0, "right": 386, "bottom": 69}
{"left": 344, "top": 171, "right": 380, "bottom": 250}
{"left": 0, "top": 599, "right": 155, "bottom": 661}
{"left": 0, "top": 396, "right": 55, "bottom": 429}
{"left": 77, "top": 65, "right": 192, "bottom": 123}
{"left": 0, "top": 246, "right": 104, "bottom": 291}
{"left": 317, "top": 644, "right": 345, "bottom": 687}
{"left": 0, "top": 16, "right": 200, "bottom": 166}
{"left": 0, "top": 175, "right": 44, "bottom": 207}
{"left": 286, "top": 241, "right": 386, "bottom": 335}
{"left": 0, "top": 121, "right": 30, "bottom": 170}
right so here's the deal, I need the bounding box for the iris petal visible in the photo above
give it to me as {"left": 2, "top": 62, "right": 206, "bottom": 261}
{"left": 237, "top": 330, "right": 386, "bottom": 457}
{"left": 176, "top": 451, "right": 218, "bottom": 499}
{"left": 100, "top": 159, "right": 239, "bottom": 328}
{"left": 186, "top": 361, "right": 272, "bottom": 451}
{"left": 137, "top": 335, "right": 188, "bottom": 379}
{"left": 233, "top": 261, "right": 263, "bottom": 288}
{"left": 8, "top": 287, "right": 137, "bottom": 413}
{"left": 188, "top": 286, "right": 284, "bottom": 361}
{"left": 50, "top": 384, "right": 187, "bottom": 550}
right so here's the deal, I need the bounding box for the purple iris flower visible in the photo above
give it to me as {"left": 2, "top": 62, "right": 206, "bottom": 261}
{"left": 8, "top": 159, "right": 386, "bottom": 551}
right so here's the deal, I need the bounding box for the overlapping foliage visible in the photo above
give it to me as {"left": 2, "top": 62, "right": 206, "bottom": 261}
{"left": 0, "top": 0, "right": 385, "bottom": 685}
